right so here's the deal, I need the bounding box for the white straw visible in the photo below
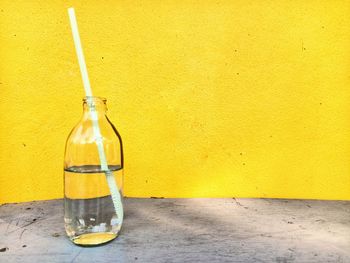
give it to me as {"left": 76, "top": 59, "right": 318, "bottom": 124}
{"left": 68, "top": 8, "right": 92, "bottom": 97}
{"left": 68, "top": 7, "right": 124, "bottom": 226}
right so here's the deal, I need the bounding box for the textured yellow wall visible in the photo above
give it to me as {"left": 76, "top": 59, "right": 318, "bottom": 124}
{"left": 1, "top": 0, "right": 350, "bottom": 203}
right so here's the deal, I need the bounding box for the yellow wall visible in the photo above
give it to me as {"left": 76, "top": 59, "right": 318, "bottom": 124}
{"left": 1, "top": 0, "right": 350, "bottom": 203}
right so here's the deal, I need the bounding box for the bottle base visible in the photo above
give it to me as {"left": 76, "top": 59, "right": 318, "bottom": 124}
{"left": 72, "top": 232, "right": 117, "bottom": 246}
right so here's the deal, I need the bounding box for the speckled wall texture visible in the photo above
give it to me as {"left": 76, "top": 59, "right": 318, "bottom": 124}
{"left": 1, "top": 0, "right": 350, "bottom": 203}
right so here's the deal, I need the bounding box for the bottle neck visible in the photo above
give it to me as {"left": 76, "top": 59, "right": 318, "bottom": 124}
{"left": 82, "top": 97, "right": 108, "bottom": 120}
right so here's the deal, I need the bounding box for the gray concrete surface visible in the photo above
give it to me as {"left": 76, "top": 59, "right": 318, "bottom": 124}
{"left": 0, "top": 198, "right": 349, "bottom": 263}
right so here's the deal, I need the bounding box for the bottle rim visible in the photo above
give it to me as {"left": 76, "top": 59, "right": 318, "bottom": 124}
{"left": 83, "top": 96, "right": 107, "bottom": 103}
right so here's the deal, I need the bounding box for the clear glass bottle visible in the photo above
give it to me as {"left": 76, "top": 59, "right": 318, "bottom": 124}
{"left": 64, "top": 96, "right": 123, "bottom": 246}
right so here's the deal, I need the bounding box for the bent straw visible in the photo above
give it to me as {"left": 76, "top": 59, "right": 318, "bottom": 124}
{"left": 67, "top": 7, "right": 123, "bottom": 226}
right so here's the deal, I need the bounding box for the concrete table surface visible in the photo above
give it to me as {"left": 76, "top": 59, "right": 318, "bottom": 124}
{"left": 0, "top": 198, "right": 349, "bottom": 263}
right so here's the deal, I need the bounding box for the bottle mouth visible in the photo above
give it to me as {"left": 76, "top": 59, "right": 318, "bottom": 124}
{"left": 83, "top": 96, "right": 107, "bottom": 103}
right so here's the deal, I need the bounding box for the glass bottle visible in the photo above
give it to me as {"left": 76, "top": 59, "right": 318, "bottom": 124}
{"left": 64, "top": 96, "right": 123, "bottom": 246}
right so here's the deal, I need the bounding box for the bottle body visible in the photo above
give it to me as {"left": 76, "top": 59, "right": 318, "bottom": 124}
{"left": 64, "top": 97, "right": 123, "bottom": 246}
